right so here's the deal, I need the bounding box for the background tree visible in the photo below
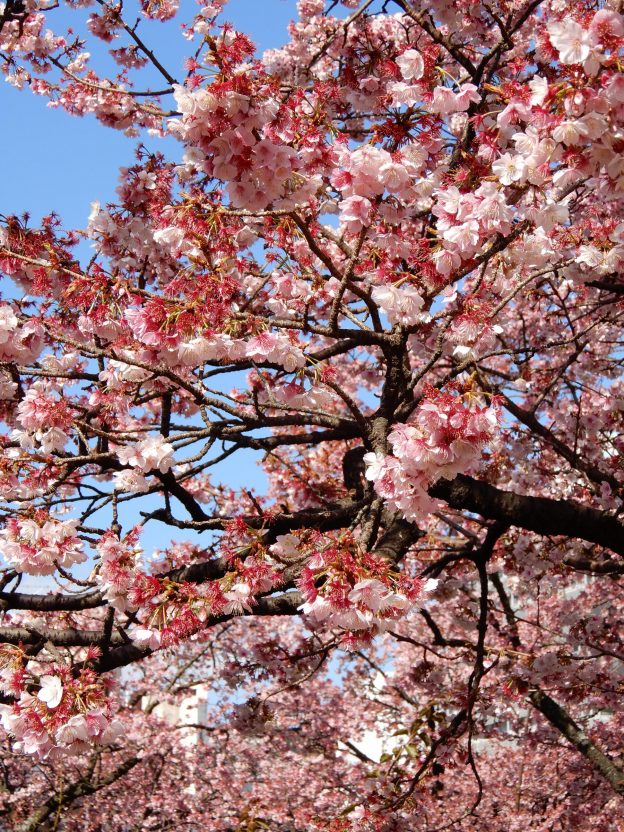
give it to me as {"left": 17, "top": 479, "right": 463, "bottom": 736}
{"left": 0, "top": 0, "right": 623, "bottom": 828}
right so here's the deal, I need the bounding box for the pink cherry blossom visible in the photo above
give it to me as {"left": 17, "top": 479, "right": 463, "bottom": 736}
{"left": 396, "top": 49, "right": 424, "bottom": 81}
{"left": 37, "top": 676, "right": 63, "bottom": 709}
{"left": 117, "top": 436, "right": 175, "bottom": 474}
{"left": 547, "top": 19, "right": 592, "bottom": 65}
{"left": 1, "top": 1, "right": 623, "bottom": 824}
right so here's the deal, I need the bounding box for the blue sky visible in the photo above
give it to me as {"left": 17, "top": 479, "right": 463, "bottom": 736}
{"left": 0, "top": 1, "right": 311, "bottom": 570}
{"left": 0, "top": 0, "right": 298, "bottom": 228}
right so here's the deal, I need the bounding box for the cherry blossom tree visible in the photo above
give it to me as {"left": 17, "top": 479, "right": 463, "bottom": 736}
{"left": 0, "top": 0, "right": 623, "bottom": 828}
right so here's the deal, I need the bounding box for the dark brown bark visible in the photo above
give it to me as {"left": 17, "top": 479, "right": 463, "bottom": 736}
{"left": 528, "top": 688, "right": 624, "bottom": 797}
{"left": 430, "top": 474, "right": 624, "bottom": 557}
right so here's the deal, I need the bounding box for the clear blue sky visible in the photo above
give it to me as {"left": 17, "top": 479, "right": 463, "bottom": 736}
{"left": 0, "top": 1, "right": 311, "bottom": 569}
{"left": 0, "top": 0, "right": 298, "bottom": 228}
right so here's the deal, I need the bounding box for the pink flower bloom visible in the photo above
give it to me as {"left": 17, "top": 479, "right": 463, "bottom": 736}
{"left": 20, "top": 727, "right": 53, "bottom": 757}
{"left": 117, "top": 435, "right": 175, "bottom": 474}
{"left": 348, "top": 579, "right": 411, "bottom": 616}
{"left": 379, "top": 159, "right": 410, "bottom": 193}
{"left": 492, "top": 153, "right": 527, "bottom": 186}
{"left": 131, "top": 628, "right": 163, "bottom": 650}
{"left": 396, "top": 49, "right": 424, "bottom": 81}
{"left": 589, "top": 9, "right": 624, "bottom": 39}
{"left": 496, "top": 100, "right": 532, "bottom": 128}
{"left": 0, "top": 516, "right": 86, "bottom": 576}
{"left": 56, "top": 714, "right": 90, "bottom": 745}
{"left": 455, "top": 83, "right": 480, "bottom": 109}
{"left": 529, "top": 201, "right": 569, "bottom": 232}
{"left": 388, "top": 81, "right": 420, "bottom": 107}
{"left": 432, "top": 248, "right": 461, "bottom": 277}
{"left": 0, "top": 304, "right": 18, "bottom": 345}
{"left": 348, "top": 578, "right": 389, "bottom": 612}
{"left": 113, "top": 469, "right": 150, "bottom": 493}
{"left": 529, "top": 75, "right": 549, "bottom": 106}
{"left": 433, "top": 186, "right": 463, "bottom": 217}
{"left": 269, "top": 534, "right": 300, "bottom": 560}
{"left": 364, "top": 452, "right": 387, "bottom": 482}
{"left": 245, "top": 332, "right": 306, "bottom": 372}
{"left": 547, "top": 19, "right": 591, "bottom": 65}
{"left": 442, "top": 220, "right": 480, "bottom": 254}
{"left": 431, "top": 84, "right": 479, "bottom": 114}
{"left": 430, "top": 86, "right": 460, "bottom": 115}
{"left": 340, "top": 195, "right": 374, "bottom": 232}
{"left": 223, "top": 582, "right": 253, "bottom": 614}
{"left": 96, "top": 532, "right": 142, "bottom": 612}
{"left": 299, "top": 595, "right": 333, "bottom": 626}
{"left": 331, "top": 607, "right": 373, "bottom": 631}
{"left": 371, "top": 284, "right": 424, "bottom": 327}
{"left": 551, "top": 120, "right": 589, "bottom": 146}
{"left": 153, "top": 224, "right": 187, "bottom": 253}
{"left": 37, "top": 676, "right": 63, "bottom": 709}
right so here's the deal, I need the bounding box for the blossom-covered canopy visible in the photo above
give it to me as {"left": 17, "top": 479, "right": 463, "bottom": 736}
{"left": 0, "top": 0, "right": 623, "bottom": 829}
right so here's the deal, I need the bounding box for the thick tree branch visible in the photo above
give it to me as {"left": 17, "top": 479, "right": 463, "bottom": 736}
{"left": 0, "top": 590, "right": 104, "bottom": 612}
{"left": 492, "top": 571, "right": 624, "bottom": 797}
{"left": 528, "top": 688, "right": 624, "bottom": 797}
{"left": 429, "top": 474, "right": 624, "bottom": 557}
{"left": 0, "top": 626, "right": 125, "bottom": 647}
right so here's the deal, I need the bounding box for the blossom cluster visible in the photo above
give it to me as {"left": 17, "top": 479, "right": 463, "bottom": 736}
{"left": 96, "top": 529, "right": 144, "bottom": 612}
{"left": 291, "top": 532, "right": 437, "bottom": 640}
{"left": 96, "top": 527, "right": 280, "bottom": 651}
{"left": 169, "top": 52, "right": 322, "bottom": 212}
{"left": 0, "top": 303, "right": 44, "bottom": 367}
{"left": 0, "top": 515, "right": 86, "bottom": 576}
{"left": 371, "top": 282, "right": 425, "bottom": 328}
{"left": 114, "top": 434, "right": 176, "bottom": 493}
{"left": 128, "top": 557, "right": 279, "bottom": 651}
{"left": 365, "top": 390, "right": 500, "bottom": 523}
{"left": 0, "top": 650, "right": 121, "bottom": 759}
{"left": 11, "top": 379, "right": 76, "bottom": 454}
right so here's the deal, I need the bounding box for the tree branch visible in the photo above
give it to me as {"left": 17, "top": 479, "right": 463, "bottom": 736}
{"left": 429, "top": 474, "right": 624, "bottom": 557}
{"left": 528, "top": 688, "right": 624, "bottom": 797}
{"left": 17, "top": 755, "right": 140, "bottom": 832}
